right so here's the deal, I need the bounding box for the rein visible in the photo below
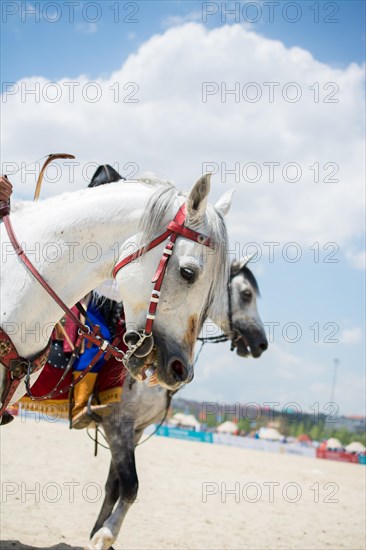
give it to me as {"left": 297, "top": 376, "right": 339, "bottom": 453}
{"left": 197, "top": 276, "right": 238, "bottom": 351}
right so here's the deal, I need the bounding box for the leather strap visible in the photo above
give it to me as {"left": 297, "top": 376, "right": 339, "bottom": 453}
{"left": 0, "top": 327, "right": 50, "bottom": 416}
{"left": 166, "top": 221, "right": 211, "bottom": 246}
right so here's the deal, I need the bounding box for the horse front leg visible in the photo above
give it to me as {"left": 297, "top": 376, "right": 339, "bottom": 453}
{"left": 86, "top": 420, "right": 138, "bottom": 550}
{"left": 89, "top": 460, "right": 120, "bottom": 540}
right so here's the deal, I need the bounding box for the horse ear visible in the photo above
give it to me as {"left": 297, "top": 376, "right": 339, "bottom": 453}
{"left": 186, "top": 173, "right": 211, "bottom": 223}
{"left": 239, "top": 254, "right": 257, "bottom": 269}
{"left": 231, "top": 254, "right": 256, "bottom": 275}
{"left": 215, "top": 189, "right": 235, "bottom": 216}
{"left": 231, "top": 260, "right": 241, "bottom": 276}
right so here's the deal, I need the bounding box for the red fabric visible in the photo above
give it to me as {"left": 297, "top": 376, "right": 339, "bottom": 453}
{"left": 26, "top": 322, "right": 128, "bottom": 400}
{"left": 26, "top": 354, "right": 127, "bottom": 400}
{"left": 316, "top": 449, "right": 359, "bottom": 463}
{"left": 96, "top": 355, "right": 127, "bottom": 393}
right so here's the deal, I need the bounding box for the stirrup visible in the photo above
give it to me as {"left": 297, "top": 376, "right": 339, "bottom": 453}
{"left": 71, "top": 403, "right": 110, "bottom": 430}
{"left": 71, "top": 394, "right": 111, "bottom": 430}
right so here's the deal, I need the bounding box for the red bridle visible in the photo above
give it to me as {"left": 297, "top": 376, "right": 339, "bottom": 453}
{"left": 0, "top": 202, "right": 213, "bottom": 416}
{"left": 113, "top": 204, "right": 212, "bottom": 337}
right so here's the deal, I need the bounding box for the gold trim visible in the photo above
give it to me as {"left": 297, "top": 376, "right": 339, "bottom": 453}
{"left": 16, "top": 385, "right": 123, "bottom": 418}
{"left": 16, "top": 398, "right": 70, "bottom": 419}
{"left": 98, "top": 387, "right": 123, "bottom": 405}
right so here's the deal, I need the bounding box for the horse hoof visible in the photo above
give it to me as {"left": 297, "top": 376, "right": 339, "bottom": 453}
{"left": 87, "top": 526, "right": 115, "bottom": 550}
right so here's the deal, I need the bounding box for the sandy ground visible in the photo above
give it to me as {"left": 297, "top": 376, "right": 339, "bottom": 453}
{"left": 0, "top": 419, "right": 365, "bottom": 550}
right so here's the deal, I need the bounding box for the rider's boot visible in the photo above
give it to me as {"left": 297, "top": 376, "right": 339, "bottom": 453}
{"left": 71, "top": 372, "right": 110, "bottom": 430}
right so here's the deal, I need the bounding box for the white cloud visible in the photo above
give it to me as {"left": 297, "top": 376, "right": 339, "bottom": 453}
{"left": 162, "top": 11, "right": 202, "bottom": 27}
{"left": 346, "top": 250, "right": 366, "bottom": 270}
{"left": 2, "top": 23, "right": 364, "bottom": 259}
{"left": 340, "top": 327, "right": 363, "bottom": 345}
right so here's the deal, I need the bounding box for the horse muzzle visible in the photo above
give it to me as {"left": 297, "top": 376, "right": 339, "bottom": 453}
{"left": 233, "top": 323, "right": 268, "bottom": 358}
{"left": 123, "top": 331, "right": 193, "bottom": 390}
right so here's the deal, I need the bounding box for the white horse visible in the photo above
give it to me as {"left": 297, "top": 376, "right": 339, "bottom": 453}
{"left": 0, "top": 175, "right": 232, "bottom": 406}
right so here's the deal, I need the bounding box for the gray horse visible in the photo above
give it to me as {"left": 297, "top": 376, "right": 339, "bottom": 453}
{"left": 86, "top": 259, "right": 267, "bottom": 550}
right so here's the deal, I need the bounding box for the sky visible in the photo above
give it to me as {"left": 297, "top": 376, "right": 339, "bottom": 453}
{"left": 1, "top": 0, "right": 365, "bottom": 416}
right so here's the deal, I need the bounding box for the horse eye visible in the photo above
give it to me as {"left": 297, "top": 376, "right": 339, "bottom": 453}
{"left": 241, "top": 289, "right": 252, "bottom": 300}
{"left": 180, "top": 267, "right": 196, "bottom": 283}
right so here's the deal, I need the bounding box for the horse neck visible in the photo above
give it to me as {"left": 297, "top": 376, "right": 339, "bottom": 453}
{"left": 208, "top": 293, "right": 230, "bottom": 335}
{"left": 1, "top": 184, "right": 150, "bottom": 357}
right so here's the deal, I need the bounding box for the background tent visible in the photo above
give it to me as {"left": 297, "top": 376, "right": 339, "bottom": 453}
{"left": 216, "top": 421, "right": 239, "bottom": 435}
{"left": 258, "top": 427, "right": 283, "bottom": 441}
{"left": 345, "top": 441, "right": 365, "bottom": 454}
{"left": 170, "top": 413, "right": 201, "bottom": 431}
{"left": 326, "top": 438, "right": 344, "bottom": 450}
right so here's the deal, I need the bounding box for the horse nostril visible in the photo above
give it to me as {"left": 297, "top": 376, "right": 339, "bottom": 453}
{"left": 171, "top": 360, "right": 187, "bottom": 381}
{"left": 260, "top": 341, "right": 268, "bottom": 351}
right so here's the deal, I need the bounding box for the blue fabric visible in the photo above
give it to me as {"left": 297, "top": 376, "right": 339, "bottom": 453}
{"left": 73, "top": 302, "right": 111, "bottom": 373}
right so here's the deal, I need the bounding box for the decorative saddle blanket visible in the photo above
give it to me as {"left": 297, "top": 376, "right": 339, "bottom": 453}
{"left": 16, "top": 300, "right": 128, "bottom": 419}
{"left": 16, "top": 353, "right": 127, "bottom": 419}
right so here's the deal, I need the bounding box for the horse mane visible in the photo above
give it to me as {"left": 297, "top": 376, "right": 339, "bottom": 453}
{"left": 138, "top": 180, "right": 230, "bottom": 323}
{"left": 134, "top": 172, "right": 174, "bottom": 189}
{"left": 242, "top": 266, "right": 261, "bottom": 297}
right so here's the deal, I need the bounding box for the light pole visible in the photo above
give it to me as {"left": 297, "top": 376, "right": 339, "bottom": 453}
{"left": 330, "top": 358, "right": 339, "bottom": 404}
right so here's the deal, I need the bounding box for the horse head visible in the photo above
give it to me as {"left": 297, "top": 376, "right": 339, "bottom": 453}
{"left": 115, "top": 174, "right": 233, "bottom": 390}
{"left": 228, "top": 256, "right": 268, "bottom": 358}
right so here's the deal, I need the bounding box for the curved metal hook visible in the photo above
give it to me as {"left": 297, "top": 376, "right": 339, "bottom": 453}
{"left": 33, "top": 153, "right": 76, "bottom": 201}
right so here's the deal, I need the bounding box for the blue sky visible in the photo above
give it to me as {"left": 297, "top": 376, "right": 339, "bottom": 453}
{"left": 1, "top": 1, "right": 365, "bottom": 415}
{"left": 2, "top": 1, "right": 365, "bottom": 82}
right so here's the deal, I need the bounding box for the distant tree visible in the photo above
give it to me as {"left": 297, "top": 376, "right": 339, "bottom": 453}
{"left": 310, "top": 422, "right": 325, "bottom": 441}
{"left": 205, "top": 413, "right": 219, "bottom": 428}
{"left": 295, "top": 422, "right": 305, "bottom": 437}
{"left": 237, "top": 418, "right": 251, "bottom": 433}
